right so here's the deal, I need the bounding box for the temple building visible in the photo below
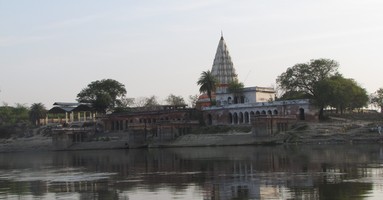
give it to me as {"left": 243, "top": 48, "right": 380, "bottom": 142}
{"left": 211, "top": 35, "right": 238, "bottom": 94}
{"left": 198, "top": 35, "right": 276, "bottom": 108}
{"left": 199, "top": 35, "right": 318, "bottom": 126}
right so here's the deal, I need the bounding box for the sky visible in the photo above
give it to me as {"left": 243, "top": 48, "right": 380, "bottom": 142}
{"left": 1, "top": 0, "right": 383, "bottom": 108}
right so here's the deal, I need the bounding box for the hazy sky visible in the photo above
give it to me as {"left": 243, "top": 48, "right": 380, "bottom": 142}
{"left": 1, "top": 0, "right": 383, "bottom": 108}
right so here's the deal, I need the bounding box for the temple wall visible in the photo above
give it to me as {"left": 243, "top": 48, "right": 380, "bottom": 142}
{"left": 202, "top": 99, "right": 318, "bottom": 126}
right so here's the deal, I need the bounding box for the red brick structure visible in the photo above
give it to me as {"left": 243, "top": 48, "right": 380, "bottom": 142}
{"left": 101, "top": 105, "right": 201, "bottom": 146}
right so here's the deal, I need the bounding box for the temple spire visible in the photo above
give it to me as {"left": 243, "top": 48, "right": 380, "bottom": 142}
{"left": 211, "top": 34, "right": 237, "bottom": 93}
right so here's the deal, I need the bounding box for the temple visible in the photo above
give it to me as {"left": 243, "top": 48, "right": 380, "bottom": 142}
{"left": 46, "top": 34, "right": 318, "bottom": 149}
{"left": 198, "top": 35, "right": 276, "bottom": 108}
{"left": 211, "top": 35, "right": 238, "bottom": 94}
{"left": 199, "top": 35, "right": 317, "bottom": 126}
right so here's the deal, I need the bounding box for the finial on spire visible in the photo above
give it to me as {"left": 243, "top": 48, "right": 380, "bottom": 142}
{"left": 221, "top": 31, "right": 223, "bottom": 39}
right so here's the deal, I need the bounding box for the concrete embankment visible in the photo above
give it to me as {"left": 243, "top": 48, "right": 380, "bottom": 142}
{"left": 156, "top": 132, "right": 284, "bottom": 147}
{"left": 1, "top": 118, "right": 382, "bottom": 152}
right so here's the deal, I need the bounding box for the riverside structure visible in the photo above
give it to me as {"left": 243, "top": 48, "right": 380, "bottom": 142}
{"left": 198, "top": 35, "right": 318, "bottom": 126}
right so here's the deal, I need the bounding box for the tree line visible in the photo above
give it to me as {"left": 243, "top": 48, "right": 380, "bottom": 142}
{"left": 76, "top": 78, "right": 199, "bottom": 113}
{"left": 1, "top": 58, "right": 383, "bottom": 130}
{"left": 276, "top": 58, "right": 371, "bottom": 119}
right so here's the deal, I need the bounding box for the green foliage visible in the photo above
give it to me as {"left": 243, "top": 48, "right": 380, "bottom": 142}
{"left": 93, "top": 93, "right": 113, "bottom": 113}
{"left": 197, "top": 70, "right": 217, "bottom": 105}
{"left": 315, "top": 75, "right": 368, "bottom": 114}
{"left": 188, "top": 94, "right": 199, "bottom": 108}
{"left": 0, "top": 104, "right": 29, "bottom": 126}
{"left": 227, "top": 79, "right": 244, "bottom": 94}
{"left": 144, "top": 95, "right": 159, "bottom": 107}
{"left": 165, "top": 94, "right": 186, "bottom": 105}
{"left": 371, "top": 88, "right": 383, "bottom": 112}
{"left": 0, "top": 104, "right": 30, "bottom": 138}
{"left": 277, "top": 58, "right": 339, "bottom": 119}
{"left": 277, "top": 58, "right": 339, "bottom": 98}
{"left": 278, "top": 90, "right": 311, "bottom": 100}
{"left": 29, "top": 103, "right": 47, "bottom": 126}
{"left": 77, "top": 79, "right": 127, "bottom": 113}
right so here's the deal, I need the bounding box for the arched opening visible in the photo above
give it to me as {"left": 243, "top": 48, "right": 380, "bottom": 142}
{"left": 239, "top": 112, "right": 244, "bottom": 124}
{"left": 250, "top": 111, "right": 255, "bottom": 123}
{"left": 233, "top": 113, "right": 238, "bottom": 124}
{"left": 273, "top": 110, "right": 278, "bottom": 115}
{"left": 255, "top": 111, "right": 260, "bottom": 116}
{"left": 299, "top": 108, "right": 305, "bottom": 120}
{"left": 261, "top": 110, "right": 266, "bottom": 115}
{"left": 244, "top": 112, "right": 249, "bottom": 123}
{"left": 207, "top": 114, "right": 213, "bottom": 125}
{"left": 267, "top": 110, "right": 272, "bottom": 115}
{"left": 228, "top": 113, "right": 233, "bottom": 124}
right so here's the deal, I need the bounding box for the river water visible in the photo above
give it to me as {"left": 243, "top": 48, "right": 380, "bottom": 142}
{"left": 1, "top": 144, "right": 383, "bottom": 200}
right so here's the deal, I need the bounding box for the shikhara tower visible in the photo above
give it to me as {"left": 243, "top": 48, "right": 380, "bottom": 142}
{"left": 211, "top": 34, "right": 238, "bottom": 94}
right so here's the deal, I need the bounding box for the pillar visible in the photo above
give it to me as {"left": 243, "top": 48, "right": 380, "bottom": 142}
{"left": 70, "top": 112, "right": 74, "bottom": 122}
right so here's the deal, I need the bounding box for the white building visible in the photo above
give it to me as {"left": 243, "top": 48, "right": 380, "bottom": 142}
{"left": 199, "top": 35, "right": 318, "bottom": 126}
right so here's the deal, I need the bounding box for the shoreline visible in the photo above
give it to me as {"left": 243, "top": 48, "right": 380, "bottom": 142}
{"left": 1, "top": 119, "right": 382, "bottom": 153}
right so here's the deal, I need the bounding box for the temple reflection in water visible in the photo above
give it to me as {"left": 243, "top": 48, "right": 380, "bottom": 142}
{"left": 0, "top": 145, "right": 382, "bottom": 199}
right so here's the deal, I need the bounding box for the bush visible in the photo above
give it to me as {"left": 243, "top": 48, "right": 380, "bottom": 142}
{"left": 0, "top": 126, "right": 16, "bottom": 139}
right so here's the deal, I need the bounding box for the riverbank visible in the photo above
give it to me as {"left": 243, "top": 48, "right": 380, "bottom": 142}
{"left": 1, "top": 116, "right": 382, "bottom": 153}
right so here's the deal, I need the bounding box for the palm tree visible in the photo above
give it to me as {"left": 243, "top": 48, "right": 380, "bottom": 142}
{"left": 29, "top": 103, "right": 47, "bottom": 126}
{"left": 197, "top": 70, "right": 217, "bottom": 105}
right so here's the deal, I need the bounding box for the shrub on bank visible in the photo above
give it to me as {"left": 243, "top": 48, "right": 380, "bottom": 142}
{"left": 0, "top": 126, "right": 14, "bottom": 139}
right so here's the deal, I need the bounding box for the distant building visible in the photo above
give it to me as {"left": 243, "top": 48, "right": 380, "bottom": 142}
{"left": 46, "top": 102, "right": 96, "bottom": 125}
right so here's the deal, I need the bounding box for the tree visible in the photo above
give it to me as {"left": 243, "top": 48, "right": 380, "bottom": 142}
{"left": 77, "top": 79, "right": 127, "bottom": 113}
{"left": 165, "top": 94, "right": 185, "bottom": 105}
{"left": 120, "top": 97, "right": 135, "bottom": 107}
{"left": 188, "top": 94, "right": 199, "bottom": 108}
{"left": 0, "top": 103, "right": 29, "bottom": 126}
{"left": 197, "top": 70, "right": 217, "bottom": 105}
{"left": 278, "top": 90, "right": 310, "bottom": 100}
{"left": 130, "top": 96, "right": 160, "bottom": 108}
{"left": 315, "top": 75, "right": 368, "bottom": 114}
{"left": 29, "top": 103, "right": 47, "bottom": 126}
{"left": 144, "top": 95, "right": 160, "bottom": 107}
{"left": 371, "top": 88, "right": 383, "bottom": 113}
{"left": 277, "top": 58, "right": 339, "bottom": 119}
{"left": 227, "top": 79, "right": 244, "bottom": 94}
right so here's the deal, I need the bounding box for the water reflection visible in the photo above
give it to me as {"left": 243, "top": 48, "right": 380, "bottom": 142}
{"left": 0, "top": 145, "right": 383, "bottom": 199}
